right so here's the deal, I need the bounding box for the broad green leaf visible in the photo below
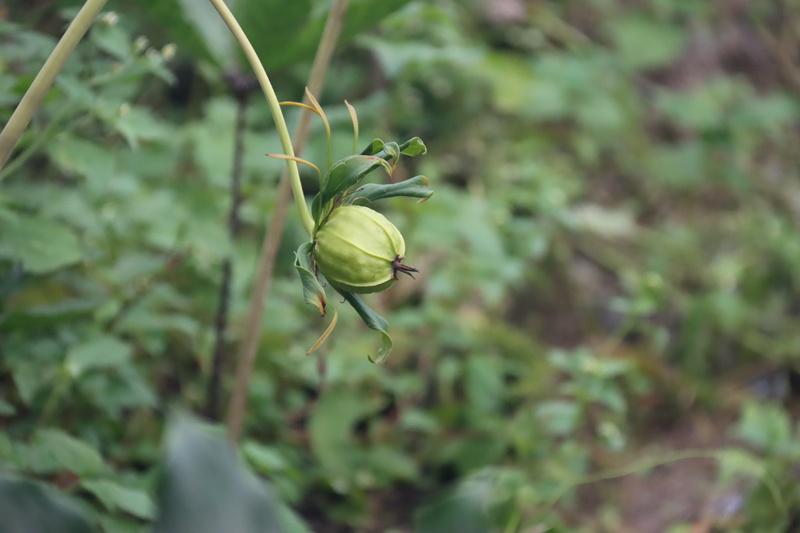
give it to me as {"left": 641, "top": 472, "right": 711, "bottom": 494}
{"left": 47, "top": 136, "right": 116, "bottom": 182}
{"left": 736, "top": 401, "right": 793, "bottom": 455}
{"left": 0, "top": 212, "right": 82, "bottom": 273}
{"left": 242, "top": 442, "right": 289, "bottom": 475}
{"left": 609, "top": 16, "right": 685, "bottom": 70}
{"left": 17, "top": 430, "right": 107, "bottom": 477}
{"left": 414, "top": 485, "right": 491, "bottom": 533}
{"left": 339, "top": 291, "right": 392, "bottom": 363}
{"left": 81, "top": 479, "right": 155, "bottom": 520}
{"left": 236, "top": 0, "right": 313, "bottom": 70}
{"left": 65, "top": 335, "right": 132, "bottom": 378}
{"left": 308, "top": 388, "right": 378, "bottom": 484}
{"left": 0, "top": 476, "right": 95, "bottom": 533}
{"left": 294, "top": 241, "right": 327, "bottom": 316}
{"left": 0, "top": 300, "right": 97, "bottom": 332}
{"left": 715, "top": 448, "right": 765, "bottom": 486}
{"left": 0, "top": 398, "right": 16, "bottom": 416}
{"left": 153, "top": 417, "right": 281, "bottom": 533}
{"left": 90, "top": 23, "right": 131, "bottom": 61}
{"left": 535, "top": 400, "right": 581, "bottom": 437}
{"left": 240, "top": 0, "right": 414, "bottom": 71}
{"left": 465, "top": 355, "right": 503, "bottom": 414}
{"left": 366, "top": 446, "right": 418, "bottom": 481}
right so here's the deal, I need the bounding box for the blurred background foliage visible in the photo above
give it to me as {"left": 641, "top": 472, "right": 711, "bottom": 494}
{"left": 2, "top": 0, "right": 800, "bottom": 531}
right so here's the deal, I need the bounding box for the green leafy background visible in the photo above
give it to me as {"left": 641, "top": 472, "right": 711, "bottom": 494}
{"left": 2, "top": 0, "right": 800, "bottom": 530}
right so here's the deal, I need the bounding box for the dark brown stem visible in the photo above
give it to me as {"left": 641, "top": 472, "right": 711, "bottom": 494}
{"left": 205, "top": 91, "right": 248, "bottom": 420}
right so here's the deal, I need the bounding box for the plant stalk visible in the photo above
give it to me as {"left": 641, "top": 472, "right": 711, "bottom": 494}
{"left": 205, "top": 92, "right": 249, "bottom": 420}
{"left": 226, "top": 0, "right": 350, "bottom": 441}
{"left": 0, "top": 0, "right": 108, "bottom": 170}
{"left": 208, "top": 0, "right": 315, "bottom": 236}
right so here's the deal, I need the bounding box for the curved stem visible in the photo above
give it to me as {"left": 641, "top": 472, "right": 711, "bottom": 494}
{"left": 0, "top": 0, "right": 108, "bottom": 170}
{"left": 226, "top": 0, "right": 350, "bottom": 442}
{"left": 208, "top": 0, "right": 314, "bottom": 236}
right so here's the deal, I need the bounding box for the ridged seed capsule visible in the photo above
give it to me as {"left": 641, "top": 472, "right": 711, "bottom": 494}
{"left": 314, "top": 205, "right": 417, "bottom": 294}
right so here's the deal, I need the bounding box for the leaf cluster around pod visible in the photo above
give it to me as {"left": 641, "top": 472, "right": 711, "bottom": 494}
{"left": 285, "top": 96, "right": 432, "bottom": 363}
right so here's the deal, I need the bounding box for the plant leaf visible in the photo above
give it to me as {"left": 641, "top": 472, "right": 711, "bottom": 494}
{"left": 239, "top": 0, "right": 415, "bottom": 71}
{"left": 266, "top": 153, "right": 321, "bottom": 177}
{"left": 400, "top": 136, "right": 427, "bottom": 157}
{"left": 294, "top": 241, "right": 327, "bottom": 316}
{"left": 153, "top": 416, "right": 282, "bottom": 533}
{"left": 0, "top": 476, "right": 95, "bottom": 533}
{"left": 348, "top": 175, "right": 433, "bottom": 204}
{"left": 304, "top": 88, "right": 332, "bottom": 170}
{"left": 321, "top": 155, "right": 393, "bottom": 204}
{"left": 313, "top": 155, "right": 394, "bottom": 223}
{"left": 81, "top": 479, "right": 155, "bottom": 520}
{"left": 0, "top": 212, "right": 82, "bottom": 273}
{"left": 344, "top": 100, "right": 359, "bottom": 152}
{"left": 25, "top": 429, "right": 107, "bottom": 477}
{"left": 339, "top": 291, "right": 392, "bottom": 363}
{"left": 360, "top": 138, "right": 385, "bottom": 155}
{"left": 306, "top": 310, "right": 339, "bottom": 355}
{"left": 65, "top": 335, "right": 132, "bottom": 378}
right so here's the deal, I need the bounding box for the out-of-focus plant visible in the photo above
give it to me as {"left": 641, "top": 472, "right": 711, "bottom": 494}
{"left": 3, "top": 0, "right": 800, "bottom": 531}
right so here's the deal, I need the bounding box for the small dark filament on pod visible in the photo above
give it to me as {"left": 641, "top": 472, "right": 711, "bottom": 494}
{"left": 392, "top": 256, "right": 419, "bottom": 280}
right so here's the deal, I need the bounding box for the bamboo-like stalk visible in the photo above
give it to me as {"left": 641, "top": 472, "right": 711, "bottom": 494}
{"left": 208, "top": 0, "right": 315, "bottom": 236}
{"left": 0, "top": 0, "right": 108, "bottom": 170}
{"left": 226, "top": 0, "right": 350, "bottom": 442}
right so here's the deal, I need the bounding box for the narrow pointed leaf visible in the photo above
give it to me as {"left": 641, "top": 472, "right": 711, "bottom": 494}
{"left": 344, "top": 100, "right": 359, "bottom": 152}
{"left": 339, "top": 291, "right": 392, "bottom": 363}
{"left": 304, "top": 88, "right": 332, "bottom": 170}
{"left": 279, "top": 101, "right": 319, "bottom": 114}
{"left": 348, "top": 176, "right": 433, "bottom": 204}
{"left": 306, "top": 310, "right": 338, "bottom": 355}
{"left": 294, "top": 242, "right": 327, "bottom": 316}
{"left": 267, "top": 153, "right": 320, "bottom": 177}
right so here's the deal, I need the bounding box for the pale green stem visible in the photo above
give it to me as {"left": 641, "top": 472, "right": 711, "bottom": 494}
{"left": 208, "top": 0, "right": 315, "bottom": 236}
{"left": 0, "top": 0, "right": 109, "bottom": 170}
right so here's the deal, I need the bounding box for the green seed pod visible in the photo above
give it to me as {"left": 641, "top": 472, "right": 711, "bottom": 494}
{"left": 314, "top": 205, "right": 417, "bottom": 294}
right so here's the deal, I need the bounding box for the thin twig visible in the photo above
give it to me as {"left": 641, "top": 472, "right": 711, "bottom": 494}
{"left": 0, "top": 0, "right": 108, "bottom": 169}
{"left": 225, "top": 0, "right": 350, "bottom": 441}
{"left": 204, "top": 90, "right": 249, "bottom": 420}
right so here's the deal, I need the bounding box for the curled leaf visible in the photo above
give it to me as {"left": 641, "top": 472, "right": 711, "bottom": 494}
{"left": 267, "top": 153, "right": 320, "bottom": 176}
{"left": 400, "top": 137, "right": 427, "bottom": 157}
{"left": 279, "top": 100, "right": 318, "bottom": 114}
{"left": 344, "top": 100, "right": 359, "bottom": 153}
{"left": 339, "top": 291, "right": 392, "bottom": 363}
{"left": 348, "top": 175, "right": 433, "bottom": 204}
{"left": 294, "top": 242, "right": 326, "bottom": 316}
{"left": 305, "top": 88, "right": 332, "bottom": 170}
{"left": 318, "top": 155, "right": 393, "bottom": 211}
{"left": 360, "top": 138, "right": 385, "bottom": 156}
{"left": 306, "top": 310, "right": 338, "bottom": 355}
